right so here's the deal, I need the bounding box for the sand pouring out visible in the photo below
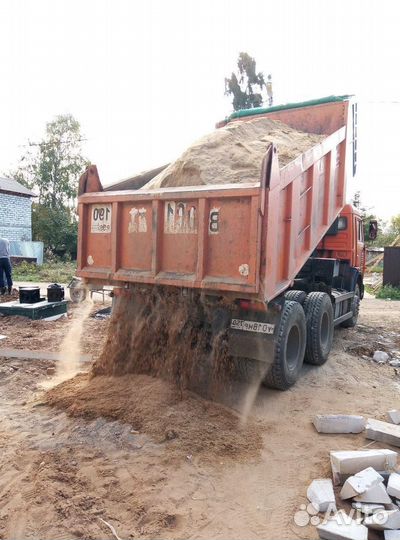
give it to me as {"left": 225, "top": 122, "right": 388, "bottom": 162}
{"left": 41, "top": 295, "right": 93, "bottom": 389}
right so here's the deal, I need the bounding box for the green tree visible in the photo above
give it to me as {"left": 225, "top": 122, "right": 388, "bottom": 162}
{"left": 11, "top": 114, "right": 89, "bottom": 257}
{"left": 15, "top": 114, "right": 88, "bottom": 207}
{"left": 225, "top": 52, "right": 270, "bottom": 111}
{"left": 31, "top": 204, "right": 78, "bottom": 258}
{"left": 391, "top": 214, "right": 400, "bottom": 236}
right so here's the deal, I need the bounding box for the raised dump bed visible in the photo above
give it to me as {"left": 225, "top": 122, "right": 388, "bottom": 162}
{"left": 77, "top": 95, "right": 356, "bottom": 303}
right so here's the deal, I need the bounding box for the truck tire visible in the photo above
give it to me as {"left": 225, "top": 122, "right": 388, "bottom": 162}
{"left": 284, "top": 290, "right": 307, "bottom": 305}
{"left": 341, "top": 285, "right": 360, "bottom": 328}
{"left": 263, "top": 300, "right": 306, "bottom": 390}
{"left": 303, "top": 292, "right": 333, "bottom": 366}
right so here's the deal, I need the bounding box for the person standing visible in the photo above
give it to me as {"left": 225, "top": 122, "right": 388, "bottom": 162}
{"left": 0, "top": 237, "right": 13, "bottom": 295}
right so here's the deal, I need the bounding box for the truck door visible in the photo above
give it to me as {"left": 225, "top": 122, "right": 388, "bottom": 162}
{"left": 355, "top": 217, "right": 364, "bottom": 270}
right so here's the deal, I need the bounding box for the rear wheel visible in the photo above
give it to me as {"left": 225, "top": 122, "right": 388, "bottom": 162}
{"left": 341, "top": 285, "right": 360, "bottom": 328}
{"left": 284, "top": 290, "right": 307, "bottom": 305}
{"left": 303, "top": 292, "right": 334, "bottom": 366}
{"left": 263, "top": 300, "right": 306, "bottom": 390}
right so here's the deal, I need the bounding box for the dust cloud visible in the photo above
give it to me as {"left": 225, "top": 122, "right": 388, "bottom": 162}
{"left": 41, "top": 294, "right": 93, "bottom": 389}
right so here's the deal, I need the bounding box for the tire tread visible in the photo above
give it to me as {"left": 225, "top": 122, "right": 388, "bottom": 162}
{"left": 263, "top": 301, "right": 306, "bottom": 390}
{"left": 303, "top": 292, "right": 333, "bottom": 366}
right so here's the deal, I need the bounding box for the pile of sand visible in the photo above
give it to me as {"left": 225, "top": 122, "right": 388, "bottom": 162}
{"left": 145, "top": 117, "right": 324, "bottom": 189}
{"left": 46, "top": 372, "right": 264, "bottom": 461}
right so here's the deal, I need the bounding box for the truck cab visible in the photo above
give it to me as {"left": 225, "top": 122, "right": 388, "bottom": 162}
{"left": 319, "top": 204, "right": 365, "bottom": 275}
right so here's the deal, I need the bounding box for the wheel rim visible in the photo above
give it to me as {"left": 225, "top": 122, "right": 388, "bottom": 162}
{"left": 320, "top": 311, "right": 330, "bottom": 348}
{"left": 286, "top": 324, "right": 300, "bottom": 371}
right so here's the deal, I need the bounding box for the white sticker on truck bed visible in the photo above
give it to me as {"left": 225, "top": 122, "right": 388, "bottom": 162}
{"left": 91, "top": 204, "right": 112, "bottom": 233}
{"left": 231, "top": 318, "right": 275, "bottom": 334}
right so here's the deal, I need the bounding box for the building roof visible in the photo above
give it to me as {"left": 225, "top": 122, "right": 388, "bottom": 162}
{"left": 0, "top": 177, "right": 36, "bottom": 197}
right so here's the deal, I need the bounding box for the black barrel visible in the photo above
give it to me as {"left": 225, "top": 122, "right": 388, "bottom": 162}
{"left": 47, "top": 283, "right": 65, "bottom": 302}
{"left": 19, "top": 286, "right": 41, "bottom": 304}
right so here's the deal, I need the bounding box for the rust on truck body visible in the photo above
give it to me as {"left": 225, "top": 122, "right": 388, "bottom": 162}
{"left": 77, "top": 97, "right": 354, "bottom": 303}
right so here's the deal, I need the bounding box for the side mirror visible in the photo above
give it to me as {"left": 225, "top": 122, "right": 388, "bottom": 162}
{"left": 368, "top": 220, "right": 378, "bottom": 241}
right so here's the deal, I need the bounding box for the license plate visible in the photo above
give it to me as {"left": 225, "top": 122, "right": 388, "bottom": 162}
{"left": 91, "top": 204, "right": 112, "bottom": 234}
{"left": 230, "top": 318, "right": 275, "bottom": 334}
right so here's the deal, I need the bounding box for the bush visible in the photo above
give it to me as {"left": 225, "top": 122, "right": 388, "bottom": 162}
{"left": 376, "top": 285, "right": 400, "bottom": 300}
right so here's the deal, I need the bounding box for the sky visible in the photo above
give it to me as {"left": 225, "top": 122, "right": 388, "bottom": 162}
{"left": 0, "top": 0, "right": 399, "bottom": 220}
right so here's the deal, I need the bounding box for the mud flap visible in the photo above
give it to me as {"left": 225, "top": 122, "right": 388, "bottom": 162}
{"left": 227, "top": 305, "right": 283, "bottom": 365}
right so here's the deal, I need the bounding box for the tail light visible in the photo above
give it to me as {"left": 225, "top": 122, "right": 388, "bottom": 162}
{"left": 238, "top": 299, "right": 267, "bottom": 312}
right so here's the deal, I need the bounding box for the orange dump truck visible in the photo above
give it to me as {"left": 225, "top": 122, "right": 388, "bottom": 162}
{"left": 76, "top": 95, "right": 377, "bottom": 390}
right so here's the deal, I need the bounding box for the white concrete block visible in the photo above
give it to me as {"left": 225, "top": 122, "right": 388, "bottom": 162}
{"left": 351, "top": 502, "right": 385, "bottom": 514}
{"left": 317, "top": 510, "right": 368, "bottom": 540}
{"left": 373, "top": 351, "right": 389, "bottom": 363}
{"left": 307, "top": 479, "right": 336, "bottom": 512}
{"left": 354, "top": 483, "right": 392, "bottom": 504}
{"left": 366, "top": 419, "right": 400, "bottom": 447}
{"left": 364, "top": 509, "right": 400, "bottom": 530}
{"left": 330, "top": 450, "right": 398, "bottom": 485}
{"left": 385, "top": 531, "right": 400, "bottom": 540}
{"left": 388, "top": 473, "right": 400, "bottom": 499}
{"left": 340, "top": 467, "right": 384, "bottom": 499}
{"left": 388, "top": 410, "right": 400, "bottom": 425}
{"left": 313, "top": 415, "right": 366, "bottom": 434}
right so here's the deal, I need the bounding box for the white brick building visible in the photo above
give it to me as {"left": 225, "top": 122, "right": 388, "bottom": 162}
{"left": 0, "top": 177, "right": 36, "bottom": 241}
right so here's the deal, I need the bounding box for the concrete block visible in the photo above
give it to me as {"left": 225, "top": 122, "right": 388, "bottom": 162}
{"left": 340, "top": 467, "right": 384, "bottom": 499}
{"left": 330, "top": 450, "right": 398, "bottom": 485}
{"left": 388, "top": 473, "right": 400, "bottom": 499}
{"left": 388, "top": 410, "right": 400, "bottom": 425}
{"left": 317, "top": 511, "right": 368, "bottom": 540}
{"left": 307, "top": 479, "right": 336, "bottom": 512}
{"left": 313, "top": 415, "right": 366, "bottom": 434}
{"left": 354, "top": 483, "right": 392, "bottom": 504}
{"left": 351, "top": 502, "right": 385, "bottom": 514}
{"left": 364, "top": 509, "right": 400, "bottom": 530}
{"left": 373, "top": 351, "right": 389, "bottom": 363}
{"left": 385, "top": 531, "right": 400, "bottom": 539}
{"left": 366, "top": 419, "right": 400, "bottom": 447}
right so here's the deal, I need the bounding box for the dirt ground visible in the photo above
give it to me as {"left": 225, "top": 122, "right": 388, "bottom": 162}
{"left": 0, "top": 297, "right": 399, "bottom": 539}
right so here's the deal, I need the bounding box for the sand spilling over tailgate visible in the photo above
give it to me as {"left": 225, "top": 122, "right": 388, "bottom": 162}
{"left": 46, "top": 372, "right": 263, "bottom": 461}
{"left": 144, "top": 117, "right": 324, "bottom": 189}
{"left": 91, "top": 287, "right": 234, "bottom": 396}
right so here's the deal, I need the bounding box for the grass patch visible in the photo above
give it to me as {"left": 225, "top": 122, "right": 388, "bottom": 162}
{"left": 365, "top": 284, "right": 376, "bottom": 296}
{"left": 369, "top": 265, "right": 383, "bottom": 273}
{"left": 13, "top": 260, "right": 76, "bottom": 284}
{"left": 376, "top": 284, "right": 400, "bottom": 300}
